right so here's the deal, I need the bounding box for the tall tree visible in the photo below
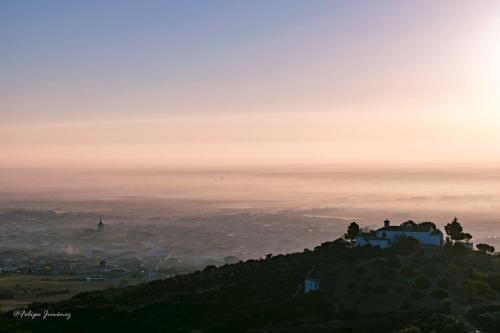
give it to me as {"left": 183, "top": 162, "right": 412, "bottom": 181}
{"left": 344, "top": 222, "right": 360, "bottom": 243}
{"left": 444, "top": 217, "right": 464, "bottom": 243}
{"left": 418, "top": 221, "right": 437, "bottom": 231}
{"left": 401, "top": 220, "right": 417, "bottom": 227}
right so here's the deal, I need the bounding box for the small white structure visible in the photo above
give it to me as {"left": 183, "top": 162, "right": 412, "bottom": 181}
{"left": 304, "top": 277, "right": 320, "bottom": 293}
{"left": 356, "top": 220, "right": 443, "bottom": 249}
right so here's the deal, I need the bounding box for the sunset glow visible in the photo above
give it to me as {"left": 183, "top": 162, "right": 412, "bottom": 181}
{"left": 1, "top": 1, "right": 500, "bottom": 169}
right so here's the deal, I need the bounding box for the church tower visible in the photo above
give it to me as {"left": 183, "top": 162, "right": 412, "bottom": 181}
{"left": 97, "top": 218, "right": 104, "bottom": 232}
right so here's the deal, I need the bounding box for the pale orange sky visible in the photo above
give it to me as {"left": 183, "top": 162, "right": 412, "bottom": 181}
{"left": 1, "top": 1, "right": 500, "bottom": 169}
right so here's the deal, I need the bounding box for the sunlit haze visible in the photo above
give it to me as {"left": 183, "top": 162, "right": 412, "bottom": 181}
{"left": 2, "top": 0, "right": 500, "bottom": 241}
{"left": 2, "top": 1, "right": 500, "bottom": 169}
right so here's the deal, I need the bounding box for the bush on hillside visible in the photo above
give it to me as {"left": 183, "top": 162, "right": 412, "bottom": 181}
{"left": 390, "top": 236, "right": 421, "bottom": 255}
{"left": 430, "top": 289, "right": 448, "bottom": 299}
{"left": 373, "top": 284, "right": 388, "bottom": 294}
{"left": 412, "top": 291, "right": 425, "bottom": 300}
{"left": 380, "top": 268, "right": 397, "bottom": 281}
{"left": 463, "top": 279, "right": 496, "bottom": 303}
{"left": 346, "top": 282, "right": 357, "bottom": 289}
{"left": 397, "top": 326, "right": 421, "bottom": 333}
{"left": 400, "top": 266, "right": 416, "bottom": 278}
{"left": 360, "top": 284, "right": 371, "bottom": 294}
{"left": 423, "top": 265, "right": 438, "bottom": 276}
{"left": 354, "top": 267, "right": 366, "bottom": 275}
{"left": 399, "top": 301, "right": 412, "bottom": 311}
{"left": 386, "top": 256, "right": 401, "bottom": 268}
{"left": 439, "top": 299, "right": 452, "bottom": 314}
{"left": 414, "top": 276, "right": 430, "bottom": 290}
{"left": 438, "top": 278, "right": 449, "bottom": 289}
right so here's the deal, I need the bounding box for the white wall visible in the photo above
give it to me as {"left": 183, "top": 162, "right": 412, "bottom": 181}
{"left": 304, "top": 279, "right": 320, "bottom": 293}
{"left": 356, "top": 237, "right": 390, "bottom": 249}
{"left": 376, "top": 230, "right": 442, "bottom": 246}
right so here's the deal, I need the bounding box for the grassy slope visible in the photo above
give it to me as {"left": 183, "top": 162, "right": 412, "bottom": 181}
{"left": 2, "top": 240, "right": 500, "bottom": 333}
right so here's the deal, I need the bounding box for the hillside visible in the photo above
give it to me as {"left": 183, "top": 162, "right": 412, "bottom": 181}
{"left": 2, "top": 239, "right": 500, "bottom": 333}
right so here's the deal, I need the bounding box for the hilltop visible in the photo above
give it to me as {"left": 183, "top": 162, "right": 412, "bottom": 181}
{"left": 2, "top": 235, "right": 500, "bottom": 333}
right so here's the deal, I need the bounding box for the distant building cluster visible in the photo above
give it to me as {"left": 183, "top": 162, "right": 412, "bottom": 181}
{"left": 0, "top": 218, "right": 160, "bottom": 283}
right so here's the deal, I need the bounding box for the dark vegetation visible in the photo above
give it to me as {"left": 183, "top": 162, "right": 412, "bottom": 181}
{"left": 1, "top": 219, "right": 500, "bottom": 333}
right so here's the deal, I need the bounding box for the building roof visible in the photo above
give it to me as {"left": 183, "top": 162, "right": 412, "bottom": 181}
{"left": 357, "top": 223, "right": 444, "bottom": 241}
{"left": 377, "top": 225, "right": 442, "bottom": 234}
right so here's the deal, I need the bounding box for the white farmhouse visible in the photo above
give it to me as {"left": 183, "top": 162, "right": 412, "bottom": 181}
{"left": 304, "top": 277, "right": 320, "bottom": 293}
{"left": 356, "top": 220, "right": 444, "bottom": 249}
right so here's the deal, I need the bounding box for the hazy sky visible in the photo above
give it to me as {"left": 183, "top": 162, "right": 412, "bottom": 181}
{"left": 2, "top": 1, "right": 500, "bottom": 168}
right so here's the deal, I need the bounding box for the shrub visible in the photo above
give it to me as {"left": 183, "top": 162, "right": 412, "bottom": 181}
{"left": 400, "top": 301, "right": 412, "bottom": 310}
{"left": 477, "top": 311, "right": 494, "bottom": 323}
{"left": 430, "top": 289, "right": 448, "bottom": 299}
{"left": 203, "top": 265, "right": 217, "bottom": 272}
{"left": 464, "top": 268, "right": 487, "bottom": 280}
{"left": 423, "top": 265, "right": 438, "bottom": 276}
{"left": 397, "top": 326, "right": 421, "bottom": 333}
{"left": 386, "top": 256, "right": 401, "bottom": 268}
{"left": 371, "top": 258, "right": 386, "bottom": 269}
{"left": 400, "top": 266, "right": 416, "bottom": 278}
{"left": 374, "top": 284, "right": 388, "bottom": 294}
{"left": 336, "top": 305, "right": 359, "bottom": 319}
{"left": 442, "top": 322, "right": 466, "bottom": 333}
{"left": 380, "top": 268, "right": 397, "bottom": 281}
{"left": 438, "top": 278, "right": 449, "bottom": 289}
{"left": 412, "top": 291, "right": 424, "bottom": 300}
{"left": 414, "top": 276, "right": 430, "bottom": 290}
{"left": 466, "top": 305, "right": 500, "bottom": 332}
{"left": 390, "top": 236, "right": 421, "bottom": 255}
{"left": 428, "top": 313, "right": 462, "bottom": 332}
{"left": 439, "top": 299, "right": 451, "bottom": 314}
{"left": 463, "top": 279, "right": 496, "bottom": 303}
{"left": 485, "top": 273, "right": 500, "bottom": 292}
{"left": 354, "top": 267, "right": 366, "bottom": 275}
{"left": 360, "top": 284, "right": 371, "bottom": 294}
{"left": 414, "top": 249, "right": 425, "bottom": 258}
{"left": 409, "top": 258, "right": 420, "bottom": 268}
{"left": 476, "top": 243, "right": 495, "bottom": 254}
